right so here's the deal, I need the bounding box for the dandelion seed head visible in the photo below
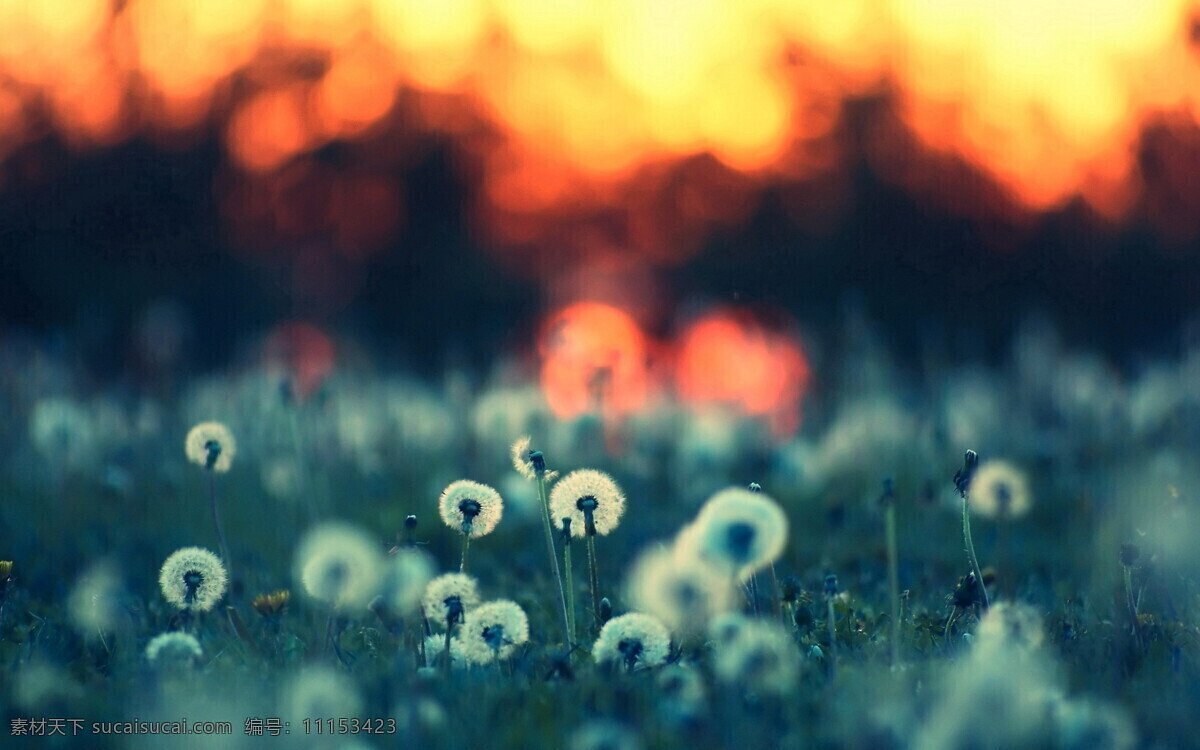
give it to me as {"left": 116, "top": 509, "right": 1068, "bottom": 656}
{"left": 185, "top": 421, "right": 236, "bottom": 473}
{"left": 707, "top": 612, "right": 754, "bottom": 647}
{"left": 424, "top": 634, "right": 469, "bottom": 670}
{"left": 551, "top": 469, "right": 626, "bottom": 537}
{"left": 712, "top": 620, "right": 798, "bottom": 695}
{"left": 68, "top": 561, "right": 123, "bottom": 634}
{"left": 968, "top": 460, "right": 1032, "bottom": 518}
{"left": 295, "top": 523, "right": 383, "bottom": 610}
{"left": 383, "top": 548, "right": 434, "bottom": 615}
{"left": 974, "top": 601, "right": 1045, "bottom": 654}
{"left": 627, "top": 547, "right": 733, "bottom": 635}
{"left": 459, "top": 599, "right": 530, "bottom": 664}
{"left": 29, "top": 397, "right": 97, "bottom": 469}
{"left": 422, "top": 573, "right": 480, "bottom": 628}
{"left": 592, "top": 612, "right": 670, "bottom": 670}
{"left": 656, "top": 664, "right": 707, "bottom": 725}
{"left": 158, "top": 547, "right": 228, "bottom": 612}
{"left": 510, "top": 435, "right": 538, "bottom": 480}
{"left": 1053, "top": 698, "right": 1137, "bottom": 750}
{"left": 688, "top": 488, "right": 788, "bottom": 580}
{"left": 145, "top": 631, "right": 203, "bottom": 664}
{"left": 438, "top": 479, "right": 504, "bottom": 538}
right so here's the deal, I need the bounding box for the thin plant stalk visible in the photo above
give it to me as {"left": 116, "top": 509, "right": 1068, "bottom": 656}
{"left": 961, "top": 494, "right": 989, "bottom": 610}
{"left": 208, "top": 473, "right": 233, "bottom": 588}
{"left": 1123, "top": 565, "right": 1139, "bottom": 640}
{"left": 536, "top": 473, "right": 572, "bottom": 645}
{"left": 748, "top": 572, "right": 761, "bottom": 617}
{"left": 770, "top": 563, "right": 784, "bottom": 626}
{"left": 562, "top": 520, "right": 577, "bottom": 643}
{"left": 826, "top": 595, "right": 838, "bottom": 678}
{"left": 586, "top": 534, "right": 600, "bottom": 631}
{"left": 885, "top": 500, "right": 901, "bottom": 667}
{"left": 443, "top": 622, "right": 454, "bottom": 676}
{"left": 460, "top": 534, "right": 471, "bottom": 574}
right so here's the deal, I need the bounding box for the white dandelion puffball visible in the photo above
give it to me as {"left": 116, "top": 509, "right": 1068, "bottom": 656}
{"left": 592, "top": 612, "right": 670, "bottom": 670}
{"left": 627, "top": 547, "right": 733, "bottom": 635}
{"left": 968, "top": 460, "right": 1032, "bottom": 518}
{"left": 384, "top": 549, "right": 435, "bottom": 615}
{"left": 285, "top": 667, "right": 363, "bottom": 722}
{"left": 185, "top": 421, "right": 237, "bottom": 473}
{"left": 712, "top": 620, "right": 799, "bottom": 695}
{"left": 158, "top": 547, "right": 228, "bottom": 612}
{"left": 551, "top": 469, "right": 627, "bottom": 537}
{"left": 708, "top": 612, "right": 755, "bottom": 648}
{"left": 422, "top": 573, "right": 480, "bottom": 627}
{"left": 459, "top": 599, "right": 530, "bottom": 664}
{"left": 424, "top": 634, "right": 469, "bottom": 670}
{"left": 145, "top": 631, "right": 203, "bottom": 664}
{"left": 687, "top": 487, "right": 788, "bottom": 580}
{"left": 510, "top": 435, "right": 538, "bottom": 480}
{"left": 974, "top": 602, "right": 1045, "bottom": 655}
{"left": 438, "top": 479, "right": 504, "bottom": 538}
{"left": 295, "top": 523, "right": 383, "bottom": 610}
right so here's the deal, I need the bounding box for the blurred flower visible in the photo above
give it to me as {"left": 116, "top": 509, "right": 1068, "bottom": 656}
{"left": 656, "top": 664, "right": 707, "bottom": 726}
{"left": 1052, "top": 698, "right": 1137, "bottom": 750}
{"left": 68, "top": 561, "right": 123, "bottom": 634}
{"left": 974, "top": 601, "right": 1045, "bottom": 655}
{"left": 422, "top": 573, "right": 480, "bottom": 628}
{"left": 968, "top": 460, "right": 1032, "bottom": 518}
{"left": 158, "top": 547, "right": 228, "bottom": 612}
{"left": 711, "top": 620, "right": 799, "bottom": 695}
{"left": 551, "top": 469, "right": 626, "bottom": 537}
{"left": 592, "top": 612, "right": 670, "bottom": 671}
{"left": 185, "top": 421, "right": 237, "bottom": 473}
{"left": 570, "top": 720, "right": 644, "bottom": 750}
{"left": 284, "top": 667, "right": 362, "bottom": 721}
{"left": 29, "top": 397, "right": 96, "bottom": 471}
{"left": 438, "top": 479, "right": 504, "bottom": 538}
{"left": 626, "top": 547, "right": 733, "bottom": 636}
{"left": 296, "top": 523, "right": 383, "bottom": 610}
{"left": 145, "top": 631, "right": 203, "bottom": 664}
{"left": 383, "top": 549, "right": 435, "bottom": 615}
{"left": 251, "top": 590, "right": 290, "bottom": 620}
{"left": 459, "top": 599, "right": 530, "bottom": 664}
{"left": 707, "top": 612, "right": 754, "bottom": 647}
{"left": 683, "top": 487, "right": 788, "bottom": 580}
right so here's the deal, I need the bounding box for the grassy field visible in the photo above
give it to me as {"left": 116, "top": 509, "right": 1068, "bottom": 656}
{"left": 1, "top": 321, "right": 1198, "bottom": 749}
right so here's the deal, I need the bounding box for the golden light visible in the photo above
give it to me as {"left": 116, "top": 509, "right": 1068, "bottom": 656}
{"left": 2, "top": 0, "right": 1200, "bottom": 247}
{"left": 675, "top": 310, "right": 810, "bottom": 435}
{"left": 539, "top": 302, "right": 651, "bottom": 419}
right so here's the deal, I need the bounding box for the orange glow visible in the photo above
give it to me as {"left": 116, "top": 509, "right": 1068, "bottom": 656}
{"left": 539, "top": 302, "right": 651, "bottom": 419}
{"left": 2, "top": 0, "right": 1200, "bottom": 242}
{"left": 676, "top": 311, "right": 810, "bottom": 434}
{"left": 263, "top": 321, "right": 336, "bottom": 401}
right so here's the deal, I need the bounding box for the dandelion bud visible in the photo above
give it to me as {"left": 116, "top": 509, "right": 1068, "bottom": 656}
{"left": 530, "top": 450, "right": 547, "bottom": 477}
{"left": 405, "top": 515, "right": 418, "bottom": 531}
{"left": 880, "top": 477, "right": 895, "bottom": 506}
{"left": 954, "top": 449, "right": 979, "bottom": 497}
{"left": 598, "top": 597, "right": 612, "bottom": 625}
{"left": 779, "top": 575, "right": 801, "bottom": 603}
{"left": 824, "top": 574, "right": 839, "bottom": 597}
{"left": 0, "top": 560, "right": 12, "bottom": 596}
{"left": 793, "top": 604, "right": 815, "bottom": 632}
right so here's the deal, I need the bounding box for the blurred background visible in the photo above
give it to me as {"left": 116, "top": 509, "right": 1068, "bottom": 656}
{"left": 2, "top": 0, "right": 1200, "bottom": 393}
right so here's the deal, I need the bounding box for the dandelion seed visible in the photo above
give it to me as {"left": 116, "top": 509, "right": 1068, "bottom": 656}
{"left": 550, "top": 469, "right": 626, "bottom": 537}
{"left": 592, "top": 612, "right": 670, "bottom": 672}
{"left": 185, "top": 421, "right": 236, "bottom": 473}
{"left": 145, "top": 631, "right": 203, "bottom": 663}
{"left": 158, "top": 547, "right": 228, "bottom": 612}
{"left": 438, "top": 479, "right": 504, "bottom": 538}
{"left": 685, "top": 488, "right": 788, "bottom": 580}
{"left": 967, "top": 460, "right": 1032, "bottom": 518}
{"left": 712, "top": 620, "right": 799, "bottom": 695}
{"left": 627, "top": 548, "right": 733, "bottom": 636}
{"left": 459, "top": 599, "right": 530, "bottom": 664}
{"left": 422, "top": 573, "right": 480, "bottom": 628}
{"left": 295, "top": 524, "right": 383, "bottom": 610}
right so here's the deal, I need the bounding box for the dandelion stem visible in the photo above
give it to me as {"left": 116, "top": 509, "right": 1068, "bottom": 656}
{"left": 770, "top": 563, "right": 784, "bottom": 626}
{"left": 748, "top": 573, "right": 761, "bottom": 617}
{"left": 586, "top": 534, "right": 600, "bottom": 632}
{"left": 1123, "top": 566, "right": 1139, "bottom": 640}
{"left": 460, "top": 534, "right": 471, "bottom": 574}
{"left": 961, "top": 494, "right": 989, "bottom": 610}
{"left": 885, "top": 501, "right": 901, "bottom": 668}
{"left": 826, "top": 595, "right": 838, "bottom": 679}
{"left": 536, "top": 474, "right": 572, "bottom": 645}
{"left": 208, "top": 473, "right": 233, "bottom": 591}
{"left": 443, "top": 619, "right": 454, "bottom": 676}
{"left": 563, "top": 529, "right": 577, "bottom": 643}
